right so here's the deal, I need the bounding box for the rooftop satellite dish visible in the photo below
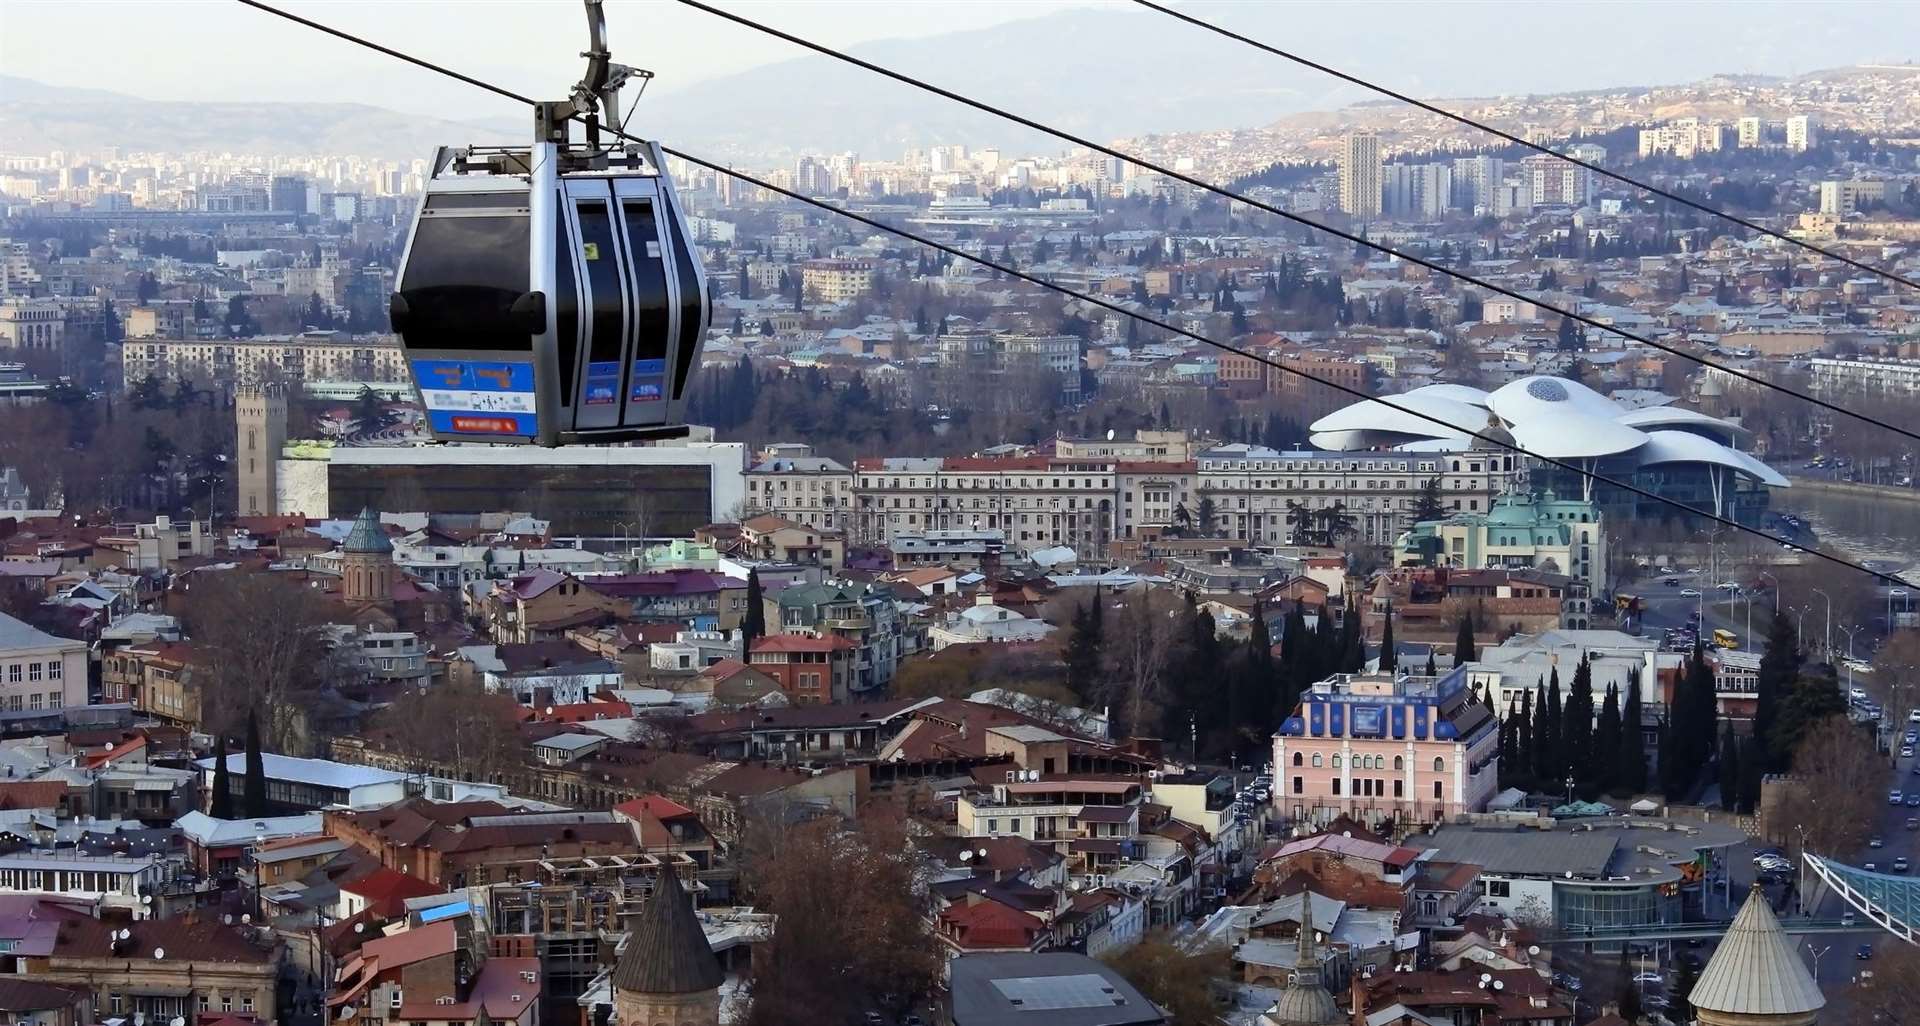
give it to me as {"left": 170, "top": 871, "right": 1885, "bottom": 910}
{"left": 958, "top": 851, "right": 972, "bottom": 862}
{"left": 222, "top": 915, "right": 232, "bottom": 925}
{"left": 152, "top": 947, "right": 165, "bottom": 960}
{"left": 241, "top": 914, "right": 251, "bottom": 925}
{"left": 1480, "top": 973, "right": 1492, "bottom": 984}
{"left": 977, "top": 848, "right": 988, "bottom": 859}
{"left": 546, "top": 706, "right": 555, "bottom": 716}
{"left": 1493, "top": 981, "right": 1505, "bottom": 992}
{"left": 1106, "top": 429, "right": 1116, "bottom": 441}
{"left": 1528, "top": 945, "right": 1540, "bottom": 956}
{"left": 355, "top": 923, "right": 366, "bottom": 934}
{"left": 173, "top": 1017, "right": 187, "bottom": 1026}
{"left": 141, "top": 895, "right": 151, "bottom": 905}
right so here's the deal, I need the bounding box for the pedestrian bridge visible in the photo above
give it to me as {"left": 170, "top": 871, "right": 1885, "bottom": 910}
{"left": 1806, "top": 853, "right": 1920, "bottom": 944}
{"left": 1537, "top": 917, "right": 1857, "bottom": 944}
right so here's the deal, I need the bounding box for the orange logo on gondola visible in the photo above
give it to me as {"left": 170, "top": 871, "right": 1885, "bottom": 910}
{"left": 474, "top": 367, "right": 515, "bottom": 389}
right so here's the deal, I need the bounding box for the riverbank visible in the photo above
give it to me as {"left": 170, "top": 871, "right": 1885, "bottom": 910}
{"left": 1786, "top": 476, "right": 1920, "bottom": 506}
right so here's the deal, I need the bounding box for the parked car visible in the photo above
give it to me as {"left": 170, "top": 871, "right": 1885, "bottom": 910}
{"left": 1859, "top": 944, "right": 1875, "bottom": 960}
{"left": 1871, "top": 836, "right": 1886, "bottom": 848}
{"left": 1895, "top": 857, "right": 1910, "bottom": 873}
{"left": 1681, "top": 588, "right": 1701, "bottom": 597}
{"left": 1891, "top": 790, "right": 1905, "bottom": 805}
{"left": 1633, "top": 971, "right": 1664, "bottom": 985}
{"left": 1907, "top": 817, "right": 1918, "bottom": 830}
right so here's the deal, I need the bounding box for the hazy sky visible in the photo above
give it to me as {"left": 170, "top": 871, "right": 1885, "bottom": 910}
{"left": 1, "top": 0, "right": 1106, "bottom": 118}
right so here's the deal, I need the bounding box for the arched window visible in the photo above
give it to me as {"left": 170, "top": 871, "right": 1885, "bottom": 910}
{"left": 1311, "top": 753, "right": 1322, "bottom": 768}
{"left": 1433, "top": 757, "right": 1445, "bottom": 773}
{"left": 1292, "top": 752, "right": 1303, "bottom": 767}
{"left": 1393, "top": 756, "right": 1404, "bottom": 771}
{"left": 1332, "top": 755, "right": 1343, "bottom": 769}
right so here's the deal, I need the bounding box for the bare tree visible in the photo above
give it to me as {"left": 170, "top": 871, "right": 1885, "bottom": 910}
{"left": 739, "top": 807, "right": 940, "bottom": 1026}
{"left": 1099, "top": 591, "right": 1181, "bottom": 737}
{"left": 1776, "top": 715, "right": 1883, "bottom": 855}
{"left": 373, "top": 680, "right": 526, "bottom": 782}
{"left": 176, "top": 572, "right": 337, "bottom": 747}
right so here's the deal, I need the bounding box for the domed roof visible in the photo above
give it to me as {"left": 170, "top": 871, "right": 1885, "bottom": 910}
{"left": 611, "top": 867, "right": 723, "bottom": 995}
{"left": 342, "top": 507, "right": 392, "bottom": 555}
{"left": 1259, "top": 921, "right": 1341, "bottom": 1026}
{"left": 1689, "top": 884, "right": 1823, "bottom": 1018}
{"left": 1309, "top": 394, "right": 1489, "bottom": 445}
{"left": 1507, "top": 411, "right": 1647, "bottom": 460}
{"left": 1634, "top": 430, "right": 1789, "bottom": 487}
{"left": 1486, "top": 375, "right": 1622, "bottom": 425}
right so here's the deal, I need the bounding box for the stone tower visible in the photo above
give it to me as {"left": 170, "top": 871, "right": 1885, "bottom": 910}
{"left": 1259, "top": 907, "right": 1341, "bottom": 1026}
{"left": 1689, "top": 884, "right": 1823, "bottom": 1026}
{"left": 340, "top": 506, "right": 394, "bottom": 605}
{"left": 235, "top": 386, "right": 287, "bottom": 517}
{"left": 612, "top": 867, "right": 722, "bottom": 1026}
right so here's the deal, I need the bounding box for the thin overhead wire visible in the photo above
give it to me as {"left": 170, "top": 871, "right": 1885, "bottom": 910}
{"left": 229, "top": 0, "right": 1915, "bottom": 591}
{"left": 668, "top": 0, "right": 1920, "bottom": 449}
{"left": 1130, "top": 0, "right": 1920, "bottom": 295}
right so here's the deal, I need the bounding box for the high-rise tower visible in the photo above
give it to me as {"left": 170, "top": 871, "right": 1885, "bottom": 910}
{"left": 235, "top": 386, "right": 287, "bottom": 517}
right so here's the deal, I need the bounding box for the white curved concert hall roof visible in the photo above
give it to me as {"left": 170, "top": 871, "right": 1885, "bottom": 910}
{"left": 1485, "top": 375, "right": 1622, "bottom": 424}
{"left": 1311, "top": 375, "right": 1786, "bottom": 489}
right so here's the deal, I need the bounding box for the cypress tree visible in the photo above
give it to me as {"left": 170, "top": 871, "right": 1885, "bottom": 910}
{"left": 1737, "top": 735, "right": 1764, "bottom": 813}
{"left": 1378, "top": 602, "right": 1396, "bottom": 672}
{"left": 1618, "top": 672, "right": 1647, "bottom": 793}
{"left": 1516, "top": 689, "right": 1535, "bottom": 789}
{"left": 1066, "top": 588, "right": 1106, "bottom": 702}
{"left": 1500, "top": 700, "right": 1520, "bottom": 789}
{"left": 1754, "top": 611, "right": 1801, "bottom": 772}
{"left": 742, "top": 569, "right": 766, "bottom": 653}
{"left": 209, "top": 734, "right": 233, "bottom": 819}
{"left": 1595, "top": 681, "right": 1621, "bottom": 795}
{"left": 1531, "top": 678, "right": 1552, "bottom": 784}
{"left": 1543, "top": 669, "right": 1565, "bottom": 786}
{"left": 243, "top": 709, "right": 267, "bottom": 819}
{"left": 1563, "top": 655, "right": 1595, "bottom": 792}
{"left": 1453, "top": 616, "right": 1477, "bottom": 667}
{"left": 1312, "top": 605, "right": 1338, "bottom": 681}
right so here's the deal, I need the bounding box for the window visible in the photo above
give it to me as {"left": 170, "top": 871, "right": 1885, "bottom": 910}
{"left": 1485, "top": 879, "right": 1511, "bottom": 898}
{"left": 1433, "top": 757, "right": 1445, "bottom": 773}
{"left": 1331, "top": 779, "right": 1341, "bottom": 795}
{"left": 1331, "top": 755, "right": 1342, "bottom": 769}
{"left": 5, "top": 665, "right": 16, "bottom": 684}
{"left": 1293, "top": 776, "right": 1304, "bottom": 794}
{"left": 1292, "top": 752, "right": 1303, "bottom": 767}
{"left": 987, "top": 819, "right": 998, "bottom": 834}
{"left": 1393, "top": 780, "right": 1404, "bottom": 798}
{"left": 1393, "top": 756, "right": 1404, "bottom": 771}
{"left": 1311, "top": 753, "right": 1322, "bottom": 768}
{"left": 1434, "top": 780, "right": 1444, "bottom": 800}
{"left": 46, "top": 661, "right": 60, "bottom": 680}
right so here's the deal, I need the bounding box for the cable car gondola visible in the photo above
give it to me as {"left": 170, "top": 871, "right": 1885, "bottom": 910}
{"left": 390, "top": 1, "right": 707, "bottom": 446}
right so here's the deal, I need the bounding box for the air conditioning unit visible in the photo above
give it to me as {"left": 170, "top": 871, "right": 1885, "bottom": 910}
{"left": 435, "top": 998, "right": 455, "bottom": 1007}
{"left": 520, "top": 971, "right": 537, "bottom": 984}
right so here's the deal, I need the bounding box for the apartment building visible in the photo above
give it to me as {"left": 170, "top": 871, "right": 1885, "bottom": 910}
{"left": 851, "top": 455, "right": 1118, "bottom": 556}
{"left": 0, "top": 298, "right": 66, "bottom": 355}
{"left": 120, "top": 331, "right": 408, "bottom": 392}
{"left": 0, "top": 613, "right": 89, "bottom": 716}
{"left": 1818, "top": 179, "right": 1887, "bottom": 215}
{"left": 799, "top": 258, "right": 875, "bottom": 303}
{"left": 742, "top": 456, "right": 855, "bottom": 531}
{"left": 1339, "top": 132, "right": 1382, "bottom": 218}
{"left": 1271, "top": 668, "right": 1500, "bottom": 829}
{"left": 1181, "top": 444, "right": 1520, "bottom": 546}
{"left": 1809, "top": 356, "right": 1920, "bottom": 397}
{"left": 1786, "top": 114, "right": 1817, "bottom": 152}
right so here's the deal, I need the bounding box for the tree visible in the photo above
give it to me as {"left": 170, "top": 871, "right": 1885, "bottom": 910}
{"left": 1195, "top": 495, "right": 1218, "bottom": 536}
{"left": 1066, "top": 589, "right": 1106, "bottom": 702}
{"left": 742, "top": 569, "right": 766, "bottom": 651}
{"left": 374, "top": 680, "right": 527, "bottom": 781}
{"left": 1378, "top": 601, "right": 1396, "bottom": 672}
{"left": 1411, "top": 477, "right": 1447, "bottom": 524}
{"left": 1103, "top": 937, "right": 1229, "bottom": 1026}
{"left": 1754, "top": 611, "right": 1801, "bottom": 771}
{"left": 176, "top": 574, "right": 338, "bottom": 749}
{"left": 1595, "top": 681, "right": 1622, "bottom": 795}
{"left": 1776, "top": 716, "right": 1883, "bottom": 855}
{"left": 352, "top": 386, "right": 386, "bottom": 432}
{"left": 1452, "top": 616, "right": 1477, "bottom": 666}
{"left": 1556, "top": 315, "right": 1581, "bottom": 351}
{"left": 1543, "top": 669, "right": 1564, "bottom": 786}
{"left": 1614, "top": 957, "right": 1643, "bottom": 1024}
{"left": 741, "top": 810, "right": 939, "bottom": 1026}
{"left": 1563, "top": 655, "right": 1595, "bottom": 791}
{"left": 1617, "top": 673, "right": 1647, "bottom": 793}
{"left": 242, "top": 709, "right": 267, "bottom": 818}
{"left": 1770, "top": 663, "right": 1847, "bottom": 764}
{"left": 209, "top": 734, "right": 234, "bottom": 819}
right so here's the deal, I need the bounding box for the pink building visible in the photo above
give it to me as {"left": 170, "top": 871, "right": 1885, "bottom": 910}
{"left": 1271, "top": 669, "right": 1500, "bottom": 831}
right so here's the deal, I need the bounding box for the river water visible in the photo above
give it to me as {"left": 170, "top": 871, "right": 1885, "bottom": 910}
{"left": 1774, "top": 486, "right": 1920, "bottom": 577}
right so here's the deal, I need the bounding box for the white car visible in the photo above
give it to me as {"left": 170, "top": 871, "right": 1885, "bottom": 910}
{"left": 1680, "top": 589, "right": 1701, "bottom": 597}
{"left": 1633, "top": 971, "right": 1664, "bottom": 985}
{"left": 1848, "top": 660, "right": 1875, "bottom": 675}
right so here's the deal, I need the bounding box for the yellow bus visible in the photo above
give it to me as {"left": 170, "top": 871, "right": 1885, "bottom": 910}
{"left": 1712, "top": 628, "right": 1738, "bottom": 650}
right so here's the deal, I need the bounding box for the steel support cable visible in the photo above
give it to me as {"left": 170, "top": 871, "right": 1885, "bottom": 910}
{"left": 668, "top": 0, "right": 1920, "bottom": 447}
{"left": 1129, "top": 0, "right": 1920, "bottom": 294}
{"left": 231, "top": 0, "right": 1914, "bottom": 590}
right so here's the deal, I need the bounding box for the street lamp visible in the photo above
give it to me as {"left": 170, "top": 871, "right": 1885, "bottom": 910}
{"left": 1564, "top": 775, "right": 1575, "bottom": 805}
{"left": 1759, "top": 570, "right": 1779, "bottom": 620}
{"left": 1806, "top": 942, "right": 1830, "bottom": 983}
{"left": 1840, "top": 624, "right": 1865, "bottom": 662}
{"left": 1812, "top": 588, "right": 1833, "bottom": 662}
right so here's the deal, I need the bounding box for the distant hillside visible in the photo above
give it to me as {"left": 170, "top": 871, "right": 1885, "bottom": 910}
{"left": 0, "top": 75, "right": 519, "bottom": 160}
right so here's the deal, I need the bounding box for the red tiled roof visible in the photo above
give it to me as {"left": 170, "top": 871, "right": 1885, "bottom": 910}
{"left": 54, "top": 915, "right": 273, "bottom": 964}
{"left": 939, "top": 899, "right": 1046, "bottom": 949}
{"left": 337, "top": 867, "right": 444, "bottom": 917}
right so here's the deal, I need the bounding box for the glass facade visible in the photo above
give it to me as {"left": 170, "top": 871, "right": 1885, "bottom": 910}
{"left": 329, "top": 462, "right": 713, "bottom": 536}
{"left": 1556, "top": 881, "right": 1679, "bottom": 935}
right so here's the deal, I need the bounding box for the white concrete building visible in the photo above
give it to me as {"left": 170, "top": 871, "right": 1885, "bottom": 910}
{"left": 0, "top": 613, "right": 88, "bottom": 714}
